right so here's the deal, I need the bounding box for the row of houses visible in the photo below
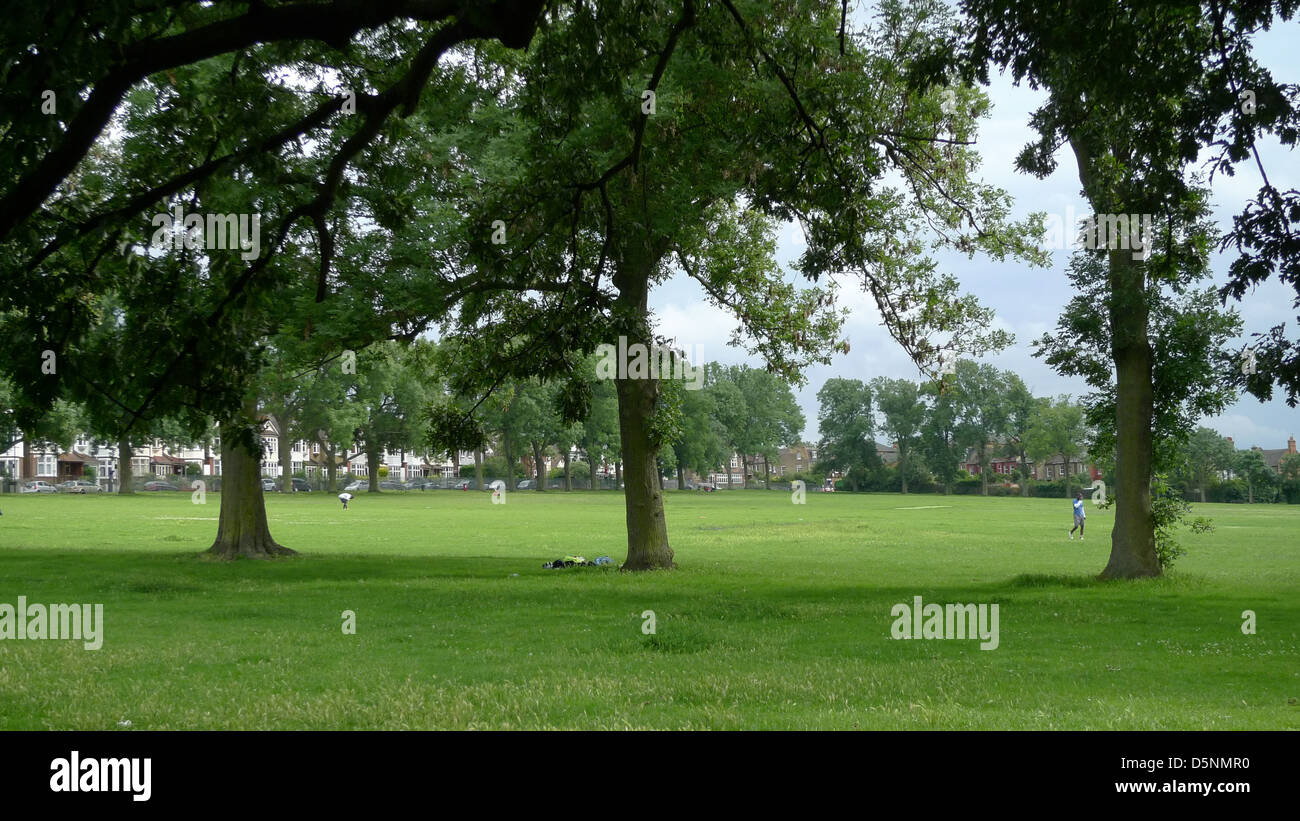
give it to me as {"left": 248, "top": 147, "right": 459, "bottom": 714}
{"left": 1226, "top": 436, "right": 1299, "bottom": 476}
{"left": 0, "top": 417, "right": 483, "bottom": 485}
{"left": 7, "top": 413, "right": 1295, "bottom": 489}
{"left": 703, "top": 435, "right": 1298, "bottom": 487}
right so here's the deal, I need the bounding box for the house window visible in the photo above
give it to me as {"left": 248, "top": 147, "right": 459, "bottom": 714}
{"left": 37, "top": 454, "right": 56, "bottom": 476}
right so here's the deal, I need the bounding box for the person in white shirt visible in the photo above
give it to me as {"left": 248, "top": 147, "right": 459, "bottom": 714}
{"left": 1068, "top": 492, "right": 1086, "bottom": 540}
{"left": 338, "top": 492, "right": 353, "bottom": 510}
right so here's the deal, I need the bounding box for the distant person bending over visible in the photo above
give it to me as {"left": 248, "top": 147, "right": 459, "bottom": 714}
{"left": 1068, "top": 492, "right": 1086, "bottom": 540}
{"left": 338, "top": 492, "right": 352, "bottom": 510}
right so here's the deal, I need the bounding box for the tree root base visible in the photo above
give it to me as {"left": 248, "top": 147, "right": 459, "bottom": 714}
{"left": 204, "top": 541, "right": 298, "bottom": 561}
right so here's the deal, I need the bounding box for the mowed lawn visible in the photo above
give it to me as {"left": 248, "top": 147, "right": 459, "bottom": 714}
{"left": 0, "top": 488, "right": 1296, "bottom": 730}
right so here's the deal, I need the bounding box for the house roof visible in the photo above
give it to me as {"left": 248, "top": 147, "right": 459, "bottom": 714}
{"left": 57, "top": 451, "right": 94, "bottom": 463}
{"left": 1255, "top": 448, "right": 1289, "bottom": 468}
{"left": 151, "top": 453, "right": 187, "bottom": 466}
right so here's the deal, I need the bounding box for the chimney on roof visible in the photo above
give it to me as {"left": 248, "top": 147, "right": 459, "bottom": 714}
{"left": 1226, "top": 436, "right": 1233, "bottom": 445}
{"left": 1290, "top": 436, "right": 1297, "bottom": 455}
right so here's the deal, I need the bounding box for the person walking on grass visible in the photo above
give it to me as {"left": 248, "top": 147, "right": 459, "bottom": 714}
{"left": 338, "top": 491, "right": 352, "bottom": 510}
{"left": 1068, "top": 492, "right": 1086, "bottom": 540}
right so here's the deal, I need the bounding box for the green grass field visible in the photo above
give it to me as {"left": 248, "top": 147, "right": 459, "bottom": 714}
{"left": 0, "top": 488, "right": 1295, "bottom": 729}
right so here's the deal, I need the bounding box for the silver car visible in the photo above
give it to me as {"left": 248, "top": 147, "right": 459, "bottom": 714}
{"left": 58, "top": 480, "right": 102, "bottom": 493}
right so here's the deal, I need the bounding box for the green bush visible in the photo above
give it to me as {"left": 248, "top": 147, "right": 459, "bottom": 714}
{"left": 1282, "top": 479, "right": 1300, "bottom": 504}
{"left": 548, "top": 461, "right": 591, "bottom": 480}
{"left": 1030, "top": 480, "right": 1071, "bottom": 499}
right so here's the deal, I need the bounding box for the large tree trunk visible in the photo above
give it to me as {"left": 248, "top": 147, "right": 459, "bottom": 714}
{"left": 615, "top": 374, "right": 674, "bottom": 570}
{"left": 1100, "top": 247, "right": 1159, "bottom": 579}
{"left": 474, "top": 448, "right": 484, "bottom": 489}
{"left": 117, "top": 437, "right": 133, "bottom": 494}
{"left": 366, "top": 446, "right": 382, "bottom": 492}
{"left": 615, "top": 460, "right": 621, "bottom": 491}
{"left": 1070, "top": 136, "right": 1159, "bottom": 579}
{"left": 532, "top": 441, "right": 545, "bottom": 491}
{"left": 207, "top": 417, "right": 294, "bottom": 559}
{"left": 612, "top": 238, "right": 674, "bottom": 571}
{"left": 278, "top": 417, "right": 293, "bottom": 493}
{"left": 20, "top": 430, "right": 36, "bottom": 480}
{"left": 563, "top": 449, "right": 572, "bottom": 491}
{"left": 677, "top": 461, "right": 686, "bottom": 492}
{"left": 325, "top": 443, "right": 337, "bottom": 492}
{"left": 1020, "top": 452, "right": 1030, "bottom": 496}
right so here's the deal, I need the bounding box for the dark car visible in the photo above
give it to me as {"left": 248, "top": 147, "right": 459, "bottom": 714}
{"left": 516, "top": 479, "right": 534, "bottom": 490}
{"left": 290, "top": 478, "right": 312, "bottom": 492}
{"left": 378, "top": 480, "right": 406, "bottom": 491}
{"left": 142, "top": 481, "right": 180, "bottom": 491}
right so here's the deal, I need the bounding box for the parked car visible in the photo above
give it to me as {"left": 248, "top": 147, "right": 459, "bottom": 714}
{"left": 451, "top": 479, "right": 474, "bottom": 490}
{"left": 696, "top": 482, "right": 717, "bottom": 492}
{"left": 516, "top": 479, "right": 534, "bottom": 490}
{"left": 378, "top": 480, "right": 405, "bottom": 491}
{"left": 290, "top": 478, "right": 312, "bottom": 492}
{"left": 260, "top": 478, "right": 277, "bottom": 492}
{"left": 343, "top": 480, "right": 369, "bottom": 492}
{"left": 21, "top": 480, "right": 58, "bottom": 493}
{"left": 58, "top": 480, "right": 102, "bottom": 494}
{"left": 142, "top": 481, "right": 180, "bottom": 491}
{"left": 405, "top": 479, "right": 437, "bottom": 490}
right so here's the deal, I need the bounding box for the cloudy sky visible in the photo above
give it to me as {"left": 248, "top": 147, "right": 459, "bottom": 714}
{"left": 649, "top": 16, "right": 1300, "bottom": 450}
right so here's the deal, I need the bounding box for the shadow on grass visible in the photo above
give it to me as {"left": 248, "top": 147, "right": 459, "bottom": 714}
{"left": 1007, "top": 573, "right": 1107, "bottom": 589}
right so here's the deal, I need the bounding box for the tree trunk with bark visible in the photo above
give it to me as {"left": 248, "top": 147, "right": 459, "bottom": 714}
{"left": 677, "top": 462, "right": 686, "bottom": 492}
{"left": 1100, "top": 246, "right": 1160, "bottom": 578}
{"left": 117, "top": 437, "right": 133, "bottom": 494}
{"left": 207, "top": 416, "right": 294, "bottom": 559}
{"left": 563, "top": 449, "right": 572, "bottom": 491}
{"left": 278, "top": 418, "right": 293, "bottom": 493}
{"left": 366, "top": 446, "right": 381, "bottom": 492}
{"left": 611, "top": 240, "right": 674, "bottom": 571}
{"left": 1069, "top": 137, "right": 1160, "bottom": 580}
{"left": 532, "top": 441, "right": 545, "bottom": 490}
{"left": 325, "top": 443, "right": 337, "bottom": 491}
{"left": 615, "top": 373, "right": 674, "bottom": 570}
{"left": 474, "top": 448, "right": 484, "bottom": 489}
